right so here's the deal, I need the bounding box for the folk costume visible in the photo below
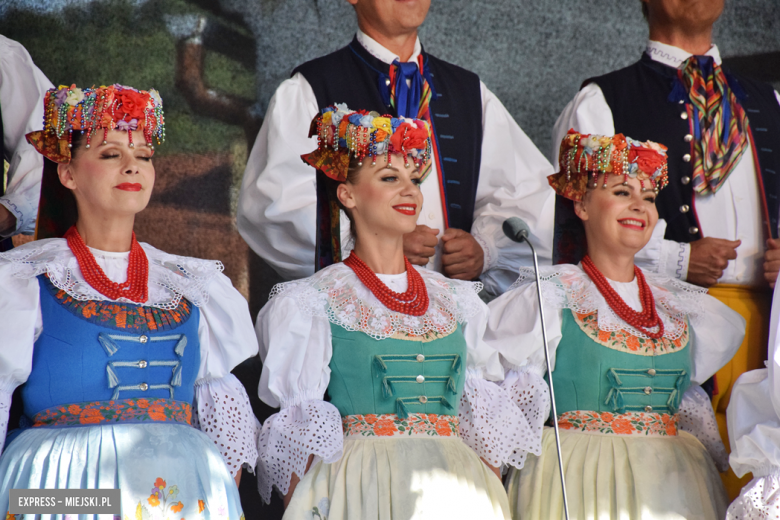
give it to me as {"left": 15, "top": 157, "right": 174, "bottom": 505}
{"left": 552, "top": 41, "right": 780, "bottom": 495}
{"left": 486, "top": 132, "right": 746, "bottom": 520}
{"left": 0, "top": 85, "right": 259, "bottom": 520}
{"left": 254, "top": 107, "right": 545, "bottom": 519}
{"left": 0, "top": 35, "right": 53, "bottom": 250}
{"left": 237, "top": 29, "right": 555, "bottom": 297}
{"left": 727, "top": 285, "right": 780, "bottom": 518}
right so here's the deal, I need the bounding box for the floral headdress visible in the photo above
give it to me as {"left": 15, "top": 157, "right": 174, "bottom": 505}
{"left": 26, "top": 84, "right": 165, "bottom": 163}
{"left": 302, "top": 103, "right": 432, "bottom": 182}
{"left": 302, "top": 104, "right": 432, "bottom": 272}
{"left": 549, "top": 130, "right": 669, "bottom": 201}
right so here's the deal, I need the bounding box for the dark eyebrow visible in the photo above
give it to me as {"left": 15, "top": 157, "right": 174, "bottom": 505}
{"left": 99, "top": 141, "right": 150, "bottom": 148}
{"left": 610, "top": 180, "right": 636, "bottom": 191}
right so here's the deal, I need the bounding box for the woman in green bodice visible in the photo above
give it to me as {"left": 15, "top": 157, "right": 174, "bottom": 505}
{"left": 254, "top": 105, "right": 542, "bottom": 519}
{"left": 486, "top": 131, "right": 745, "bottom": 519}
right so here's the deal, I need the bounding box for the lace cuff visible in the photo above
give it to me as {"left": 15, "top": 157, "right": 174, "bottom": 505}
{"left": 256, "top": 399, "right": 343, "bottom": 504}
{"left": 678, "top": 385, "right": 728, "bottom": 471}
{"left": 473, "top": 233, "right": 495, "bottom": 274}
{"left": 0, "top": 390, "right": 10, "bottom": 454}
{"left": 193, "top": 374, "right": 260, "bottom": 477}
{"left": 727, "top": 471, "right": 780, "bottom": 519}
{"left": 458, "top": 369, "right": 543, "bottom": 469}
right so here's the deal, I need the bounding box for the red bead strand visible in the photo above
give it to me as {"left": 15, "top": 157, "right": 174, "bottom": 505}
{"left": 65, "top": 226, "right": 149, "bottom": 304}
{"left": 581, "top": 255, "right": 665, "bottom": 339}
{"left": 343, "top": 252, "right": 429, "bottom": 316}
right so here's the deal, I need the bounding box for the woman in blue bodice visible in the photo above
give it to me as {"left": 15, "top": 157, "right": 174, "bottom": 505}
{"left": 486, "top": 131, "right": 746, "bottom": 520}
{"left": 254, "top": 105, "right": 544, "bottom": 519}
{"left": 0, "top": 84, "right": 258, "bottom": 519}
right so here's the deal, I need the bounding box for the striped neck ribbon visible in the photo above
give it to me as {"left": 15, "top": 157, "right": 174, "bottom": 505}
{"left": 679, "top": 55, "right": 749, "bottom": 195}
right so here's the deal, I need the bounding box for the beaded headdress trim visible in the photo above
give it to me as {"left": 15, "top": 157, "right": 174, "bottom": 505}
{"left": 549, "top": 129, "right": 670, "bottom": 201}
{"left": 302, "top": 103, "right": 432, "bottom": 182}
{"left": 26, "top": 84, "right": 165, "bottom": 163}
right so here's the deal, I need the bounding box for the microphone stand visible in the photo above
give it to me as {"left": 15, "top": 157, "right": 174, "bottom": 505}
{"left": 521, "top": 233, "right": 571, "bottom": 520}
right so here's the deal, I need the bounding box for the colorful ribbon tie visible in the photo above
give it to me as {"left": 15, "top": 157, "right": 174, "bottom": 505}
{"left": 678, "top": 55, "right": 749, "bottom": 195}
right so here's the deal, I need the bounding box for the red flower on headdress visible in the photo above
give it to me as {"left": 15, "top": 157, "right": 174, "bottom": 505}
{"left": 611, "top": 134, "right": 628, "bottom": 151}
{"left": 629, "top": 146, "right": 666, "bottom": 174}
{"left": 115, "top": 89, "right": 149, "bottom": 121}
{"left": 390, "top": 122, "right": 428, "bottom": 153}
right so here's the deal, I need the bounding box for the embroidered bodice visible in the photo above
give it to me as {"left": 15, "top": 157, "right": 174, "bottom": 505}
{"left": 552, "top": 310, "right": 691, "bottom": 417}
{"left": 24, "top": 276, "right": 200, "bottom": 421}
{"left": 328, "top": 324, "right": 467, "bottom": 418}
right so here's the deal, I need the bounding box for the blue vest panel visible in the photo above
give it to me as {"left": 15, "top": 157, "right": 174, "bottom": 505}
{"left": 22, "top": 276, "right": 201, "bottom": 419}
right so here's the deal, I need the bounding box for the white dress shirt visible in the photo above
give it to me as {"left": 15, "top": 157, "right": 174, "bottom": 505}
{"left": 552, "top": 40, "right": 780, "bottom": 286}
{"left": 237, "top": 30, "right": 555, "bottom": 297}
{"left": 0, "top": 35, "right": 53, "bottom": 237}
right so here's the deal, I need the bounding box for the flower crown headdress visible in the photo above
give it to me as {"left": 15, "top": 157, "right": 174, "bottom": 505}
{"left": 548, "top": 129, "right": 669, "bottom": 201}
{"left": 26, "top": 84, "right": 165, "bottom": 163}
{"left": 301, "top": 103, "right": 432, "bottom": 182}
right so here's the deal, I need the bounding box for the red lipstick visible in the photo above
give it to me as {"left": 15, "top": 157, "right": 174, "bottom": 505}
{"left": 116, "top": 183, "right": 142, "bottom": 192}
{"left": 393, "top": 204, "right": 417, "bottom": 216}
{"left": 617, "top": 218, "right": 646, "bottom": 230}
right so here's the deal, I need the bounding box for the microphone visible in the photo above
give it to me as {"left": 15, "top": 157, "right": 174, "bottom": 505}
{"left": 502, "top": 217, "right": 571, "bottom": 520}
{"left": 503, "top": 216, "right": 530, "bottom": 243}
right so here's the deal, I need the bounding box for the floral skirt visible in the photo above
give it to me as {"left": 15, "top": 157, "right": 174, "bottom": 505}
{"left": 0, "top": 423, "right": 243, "bottom": 520}
{"left": 284, "top": 435, "right": 511, "bottom": 520}
{"left": 507, "top": 427, "right": 727, "bottom": 520}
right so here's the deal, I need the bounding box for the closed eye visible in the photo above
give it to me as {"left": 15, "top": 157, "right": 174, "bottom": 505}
{"left": 100, "top": 153, "right": 120, "bottom": 160}
{"left": 614, "top": 189, "right": 630, "bottom": 197}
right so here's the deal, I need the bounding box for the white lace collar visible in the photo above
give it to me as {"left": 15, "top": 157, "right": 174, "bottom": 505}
{"left": 269, "top": 263, "right": 484, "bottom": 340}
{"left": 510, "top": 264, "right": 707, "bottom": 341}
{"left": 0, "top": 238, "right": 223, "bottom": 309}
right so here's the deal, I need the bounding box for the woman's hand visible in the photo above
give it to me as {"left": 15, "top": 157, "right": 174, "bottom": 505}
{"left": 283, "top": 454, "right": 315, "bottom": 509}
{"left": 234, "top": 468, "right": 242, "bottom": 488}
{"left": 481, "top": 457, "right": 501, "bottom": 481}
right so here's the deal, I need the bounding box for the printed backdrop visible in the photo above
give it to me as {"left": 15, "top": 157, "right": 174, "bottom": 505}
{"left": 1, "top": 1, "right": 779, "bottom": 518}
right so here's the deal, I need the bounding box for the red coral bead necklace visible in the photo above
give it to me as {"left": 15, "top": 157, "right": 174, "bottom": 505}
{"left": 343, "top": 251, "right": 429, "bottom": 316}
{"left": 581, "top": 254, "right": 664, "bottom": 339}
{"left": 65, "top": 225, "right": 149, "bottom": 304}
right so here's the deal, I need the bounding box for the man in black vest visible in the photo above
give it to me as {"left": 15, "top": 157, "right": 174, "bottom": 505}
{"left": 551, "top": 0, "right": 780, "bottom": 499}
{"left": 0, "top": 34, "right": 52, "bottom": 251}
{"left": 237, "top": 0, "right": 554, "bottom": 298}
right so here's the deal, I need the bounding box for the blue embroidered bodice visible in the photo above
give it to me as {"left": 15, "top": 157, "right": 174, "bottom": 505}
{"left": 22, "top": 276, "right": 201, "bottom": 419}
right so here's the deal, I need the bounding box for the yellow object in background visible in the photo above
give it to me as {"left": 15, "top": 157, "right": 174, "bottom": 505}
{"left": 708, "top": 284, "right": 771, "bottom": 501}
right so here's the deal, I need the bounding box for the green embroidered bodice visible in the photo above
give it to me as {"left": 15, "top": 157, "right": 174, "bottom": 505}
{"left": 550, "top": 310, "right": 692, "bottom": 416}
{"left": 327, "top": 323, "right": 467, "bottom": 418}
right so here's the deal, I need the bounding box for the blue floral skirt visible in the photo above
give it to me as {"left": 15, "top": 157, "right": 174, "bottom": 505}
{"left": 0, "top": 422, "right": 243, "bottom": 519}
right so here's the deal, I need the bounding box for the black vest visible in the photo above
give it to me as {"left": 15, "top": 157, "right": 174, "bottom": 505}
{"left": 587, "top": 53, "right": 780, "bottom": 242}
{"left": 293, "top": 37, "right": 484, "bottom": 232}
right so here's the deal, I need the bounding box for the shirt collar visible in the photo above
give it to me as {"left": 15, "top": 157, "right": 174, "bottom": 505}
{"left": 645, "top": 40, "right": 722, "bottom": 68}
{"left": 356, "top": 29, "right": 422, "bottom": 65}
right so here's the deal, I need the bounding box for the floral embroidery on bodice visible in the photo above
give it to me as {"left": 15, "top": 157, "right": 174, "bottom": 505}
{"left": 573, "top": 310, "right": 689, "bottom": 356}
